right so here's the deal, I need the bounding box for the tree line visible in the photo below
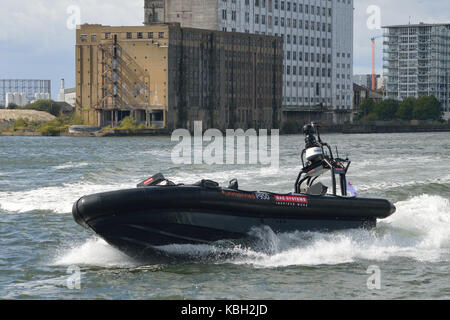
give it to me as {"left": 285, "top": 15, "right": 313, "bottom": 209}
{"left": 5, "top": 100, "right": 66, "bottom": 117}
{"left": 355, "top": 95, "right": 444, "bottom": 122}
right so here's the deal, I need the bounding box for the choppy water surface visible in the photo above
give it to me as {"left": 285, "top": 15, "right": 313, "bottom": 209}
{"left": 0, "top": 133, "right": 449, "bottom": 299}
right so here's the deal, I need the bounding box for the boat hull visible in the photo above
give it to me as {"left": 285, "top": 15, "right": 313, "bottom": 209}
{"left": 72, "top": 186, "right": 395, "bottom": 257}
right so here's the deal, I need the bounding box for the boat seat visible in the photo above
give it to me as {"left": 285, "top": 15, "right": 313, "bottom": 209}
{"left": 194, "top": 179, "right": 220, "bottom": 188}
{"left": 228, "top": 179, "right": 239, "bottom": 190}
{"left": 306, "top": 183, "right": 328, "bottom": 196}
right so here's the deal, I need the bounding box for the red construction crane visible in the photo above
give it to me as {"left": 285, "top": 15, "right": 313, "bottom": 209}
{"left": 371, "top": 35, "right": 383, "bottom": 91}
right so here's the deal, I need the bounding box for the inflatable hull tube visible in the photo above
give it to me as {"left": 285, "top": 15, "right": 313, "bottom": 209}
{"left": 72, "top": 185, "right": 396, "bottom": 257}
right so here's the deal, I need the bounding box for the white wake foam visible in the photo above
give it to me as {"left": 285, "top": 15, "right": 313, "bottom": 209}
{"left": 357, "top": 174, "right": 450, "bottom": 193}
{"left": 0, "top": 181, "right": 135, "bottom": 214}
{"left": 53, "top": 237, "right": 136, "bottom": 268}
{"left": 52, "top": 162, "right": 89, "bottom": 170}
{"left": 157, "top": 195, "right": 450, "bottom": 267}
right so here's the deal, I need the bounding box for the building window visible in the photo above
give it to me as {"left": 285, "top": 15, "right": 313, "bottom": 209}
{"left": 80, "top": 34, "right": 87, "bottom": 42}
{"left": 148, "top": 32, "right": 154, "bottom": 39}
{"left": 222, "top": 10, "right": 227, "bottom": 20}
{"left": 91, "top": 34, "right": 97, "bottom": 42}
{"left": 158, "top": 32, "right": 164, "bottom": 39}
{"left": 126, "top": 32, "right": 132, "bottom": 39}
{"left": 137, "top": 32, "right": 143, "bottom": 39}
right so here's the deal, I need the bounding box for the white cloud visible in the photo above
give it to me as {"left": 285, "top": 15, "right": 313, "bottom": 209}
{"left": 0, "top": 0, "right": 449, "bottom": 78}
{"left": 0, "top": 0, "right": 142, "bottom": 53}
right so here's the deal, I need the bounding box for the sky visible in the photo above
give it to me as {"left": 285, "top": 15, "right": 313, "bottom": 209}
{"left": 0, "top": 0, "right": 449, "bottom": 100}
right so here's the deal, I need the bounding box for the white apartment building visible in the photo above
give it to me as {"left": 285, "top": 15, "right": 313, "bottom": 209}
{"left": 145, "top": 0, "right": 354, "bottom": 123}
{"left": 384, "top": 23, "right": 450, "bottom": 112}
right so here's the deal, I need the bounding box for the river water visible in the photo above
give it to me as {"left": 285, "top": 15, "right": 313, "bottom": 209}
{"left": 0, "top": 133, "right": 449, "bottom": 299}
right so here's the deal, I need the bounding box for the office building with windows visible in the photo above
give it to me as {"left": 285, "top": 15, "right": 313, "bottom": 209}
{"left": 0, "top": 79, "right": 51, "bottom": 108}
{"left": 145, "top": 0, "right": 354, "bottom": 124}
{"left": 384, "top": 23, "right": 450, "bottom": 112}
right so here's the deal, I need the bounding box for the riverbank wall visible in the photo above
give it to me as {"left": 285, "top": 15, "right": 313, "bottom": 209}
{"left": 2, "top": 125, "right": 450, "bottom": 137}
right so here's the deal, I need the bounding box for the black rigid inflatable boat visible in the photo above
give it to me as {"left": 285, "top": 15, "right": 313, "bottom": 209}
{"left": 72, "top": 123, "right": 396, "bottom": 258}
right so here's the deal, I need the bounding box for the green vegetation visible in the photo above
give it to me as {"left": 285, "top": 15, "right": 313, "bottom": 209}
{"left": 355, "top": 95, "right": 444, "bottom": 122}
{"left": 13, "top": 118, "right": 28, "bottom": 129}
{"left": 68, "top": 112, "right": 84, "bottom": 125}
{"left": 3, "top": 100, "right": 67, "bottom": 115}
{"left": 412, "top": 96, "right": 443, "bottom": 121}
{"left": 1, "top": 110, "right": 157, "bottom": 136}
{"left": 0, "top": 117, "right": 41, "bottom": 133}
{"left": 118, "top": 116, "right": 138, "bottom": 133}
{"left": 115, "top": 116, "right": 153, "bottom": 133}
{"left": 2, "top": 104, "right": 83, "bottom": 136}
{"left": 21, "top": 100, "right": 65, "bottom": 117}
{"left": 38, "top": 118, "right": 67, "bottom": 136}
{"left": 1, "top": 116, "right": 70, "bottom": 136}
{"left": 7, "top": 103, "right": 19, "bottom": 109}
{"left": 396, "top": 97, "right": 415, "bottom": 120}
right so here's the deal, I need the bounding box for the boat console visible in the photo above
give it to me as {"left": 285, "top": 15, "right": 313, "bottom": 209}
{"left": 295, "top": 122, "right": 351, "bottom": 196}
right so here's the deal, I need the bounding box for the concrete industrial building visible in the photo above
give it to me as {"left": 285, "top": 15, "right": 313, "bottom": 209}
{"left": 76, "top": 23, "right": 283, "bottom": 131}
{"left": 145, "top": 0, "right": 354, "bottom": 124}
{"left": 383, "top": 23, "right": 450, "bottom": 112}
{"left": 0, "top": 79, "right": 51, "bottom": 108}
{"left": 353, "top": 83, "right": 383, "bottom": 110}
{"left": 58, "top": 79, "right": 76, "bottom": 107}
